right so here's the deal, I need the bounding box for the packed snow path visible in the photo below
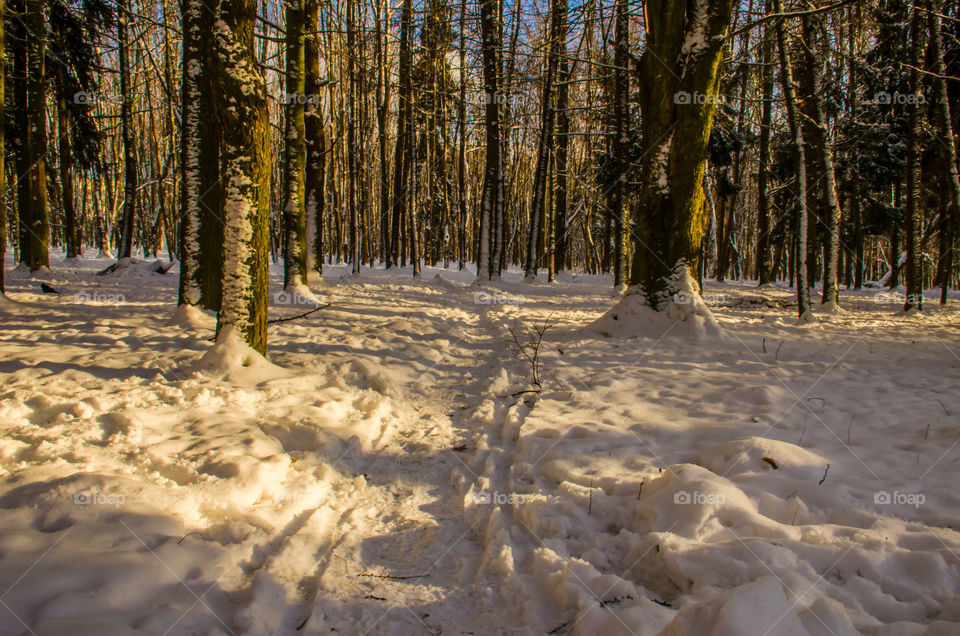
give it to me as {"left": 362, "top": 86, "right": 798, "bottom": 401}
{"left": 2, "top": 254, "right": 960, "bottom": 635}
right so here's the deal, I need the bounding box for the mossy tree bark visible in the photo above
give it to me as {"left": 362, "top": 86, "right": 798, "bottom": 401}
{"left": 213, "top": 0, "right": 271, "bottom": 353}
{"left": 628, "top": 0, "right": 734, "bottom": 308}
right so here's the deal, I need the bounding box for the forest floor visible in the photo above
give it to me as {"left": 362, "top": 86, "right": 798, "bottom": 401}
{"left": 2, "top": 252, "right": 960, "bottom": 635}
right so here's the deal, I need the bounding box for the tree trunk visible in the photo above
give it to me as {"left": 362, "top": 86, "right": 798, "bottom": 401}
{"left": 57, "top": 66, "right": 79, "bottom": 258}
{"left": 611, "top": 0, "right": 628, "bottom": 288}
{"left": 798, "top": 10, "right": 842, "bottom": 307}
{"left": 0, "top": 9, "right": 5, "bottom": 294}
{"left": 903, "top": 5, "right": 926, "bottom": 311}
{"left": 756, "top": 0, "right": 773, "bottom": 285}
{"left": 524, "top": 0, "right": 565, "bottom": 281}
{"left": 283, "top": 0, "right": 307, "bottom": 287}
{"left": 117, "top": 0, "right": 138, "bottom": 259}
{"left": 554, "top": 32, "right": 570, "bottom": 276}
{"left": 928, "top": 2, "right": 960, "bottom": 305}
{"left": 213, "top": 0, "right": 271, "bottom": 352}
{"left": 775, "top": 0, "right": 813, "bottom": 319}
{"left": 390, "top": 0, "right": 413, "bottom": 271}
{"left": 305, "top": 0, "right": 325, "bottom": 274}
{"left": 476, "top": 0, "right": 502, "bottom": 281}
{"left": 628, "top": 0, "right": 735, "bottom": 307}
{"left": 18, "top": 0, "right": 49, "bottom": 270}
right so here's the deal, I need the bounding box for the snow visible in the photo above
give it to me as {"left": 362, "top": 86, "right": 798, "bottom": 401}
{"left": 3, "top": 252, "right": 960, "bottom": 634}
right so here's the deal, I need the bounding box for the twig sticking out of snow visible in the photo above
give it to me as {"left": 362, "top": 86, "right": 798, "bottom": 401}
{"left": 267, "top": 303, "right": 331, "bottom": 324}
{"left": 819, "top": 464, "right": 830, "bottom": 485}
{"left": 358, "top": 572, "right": 429, "bottom": 580}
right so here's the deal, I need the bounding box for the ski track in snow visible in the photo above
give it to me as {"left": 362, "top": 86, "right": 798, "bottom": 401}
{"left": 2, "top": 252, "right": 960, "bottom": 635}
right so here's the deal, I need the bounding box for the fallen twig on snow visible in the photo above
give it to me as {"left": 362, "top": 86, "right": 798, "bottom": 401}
{"left": 267, "top": 303, "right": 331, "bottom": 325}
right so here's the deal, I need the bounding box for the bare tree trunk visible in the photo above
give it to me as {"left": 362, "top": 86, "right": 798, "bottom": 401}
{"left": 283, "top": 0, "right": 307, "bottom": 288}
{"left": 117, "top": 0, "right": 138, "bottom": 259}
{"left": 928, "top": 2, "right": 960, "bottom": 305}
{"left": 903, "top": 4, "right": 926, "bottom": 311}
{"left": 305, "top": 0, "right": 325, "bottom": 274}
{"left": 775, "top": 0, "right": 813, "bottom": 319}
{"left": 611, "top": 0, "right": 628, "bottom": 288}
{"left": 457, "top": 0, "right": 467, "bottom": 270}
{"left": 756, "top": 0, "right": 773, "bottom": 285}
{"left": 524, "top": 0, "right": 565, "bottom": 281}
{"left": 476, "top": 0, "right": 502, "bottom": 281}
{"left": 346, "top": 0, "right": 360, "bottom": 274}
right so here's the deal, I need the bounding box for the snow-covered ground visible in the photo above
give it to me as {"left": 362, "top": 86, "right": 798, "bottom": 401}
{"left": 1, "top": 251, "right": 960, "bottom": 635}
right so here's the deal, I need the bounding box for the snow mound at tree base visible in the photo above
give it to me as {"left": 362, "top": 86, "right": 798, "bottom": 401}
{"left": 166, "top": 303, "right": 216, "bottom": 330}
{"left": 188, "top": 326, "right": 289, "bottom": 383}
{"left": 588, "top": 291, "right": 723, "bottom": 340}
